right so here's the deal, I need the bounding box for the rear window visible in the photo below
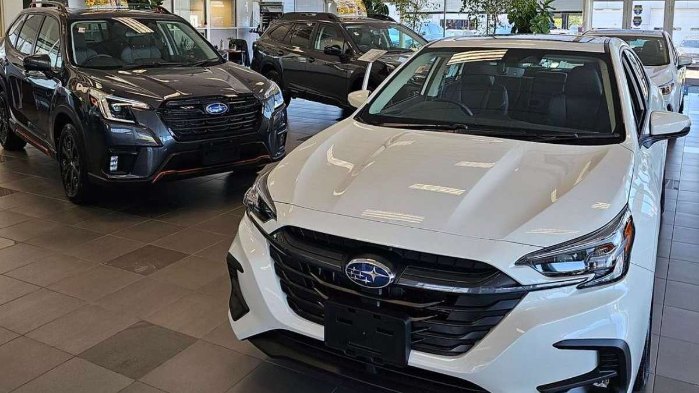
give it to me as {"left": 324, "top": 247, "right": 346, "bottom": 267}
{"left": 289, "top": 23, "right": 314, "bottom": 48}
{"left": 622, "top": 36, "right": 670, "bottom": 66}
{"left": 268, "top": 23, "right": 291, "bottom": 42}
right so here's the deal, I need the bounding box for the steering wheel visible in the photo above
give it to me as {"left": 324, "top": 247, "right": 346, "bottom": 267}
{"left": 430, "top": 97, "right": 474, "bottom": 117}
{"left": 81, "top": 54, "right": 113, "bottom": 66}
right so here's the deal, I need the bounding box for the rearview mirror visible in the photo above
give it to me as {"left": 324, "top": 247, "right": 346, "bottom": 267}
{"left": 24, "top": 54, "right": 52, "bottom": 74}
{"left": 324, "top": 45, "right": 343, "bottom": 56}
{"left": 645, "top": 111, "right": 691, "bottom": 146}
{"left": 348, "top": 90, "right": 370, "bottom": 109}
{"left": 678, "top": 55, "right": 693, "bottom": 67}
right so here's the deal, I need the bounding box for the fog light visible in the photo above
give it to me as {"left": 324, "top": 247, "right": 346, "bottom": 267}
{"left": 109, "top": 155, "right": 119, "bottom": 172}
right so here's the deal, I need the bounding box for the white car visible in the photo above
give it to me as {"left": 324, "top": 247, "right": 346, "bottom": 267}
{"left": 679, "top": 35, "right": 699, "bottom": 67}
{"left": 228, "top": 36, "right": 690, "bottom": 393}
{"left": 584, "top": 29, "right": 692, "bottom": 112}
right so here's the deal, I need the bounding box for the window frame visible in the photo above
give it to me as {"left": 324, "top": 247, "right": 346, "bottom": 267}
{"left": 621, "top": 49, "right": 649, "bottom": 136}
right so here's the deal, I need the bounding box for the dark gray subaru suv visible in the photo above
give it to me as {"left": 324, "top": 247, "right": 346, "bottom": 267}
{"left": 0, "top": 3, "right": 287, "bottom": 203}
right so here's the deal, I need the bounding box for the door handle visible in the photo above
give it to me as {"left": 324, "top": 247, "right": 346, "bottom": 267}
{"left": 308, "top": 57, "right": 315, "bottom": 63}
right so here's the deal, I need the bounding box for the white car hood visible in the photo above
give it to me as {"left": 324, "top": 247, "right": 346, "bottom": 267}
{"left": 269, "top": 120, "right": 634, "bottom": 247}
{"left": 644, "top": 64, "right": 674, "bottom": 86}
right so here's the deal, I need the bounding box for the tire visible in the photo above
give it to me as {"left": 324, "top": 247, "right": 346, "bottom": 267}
{"left": 264, "top": 69, "right": 291, "bottom": 107}
{"left": 0, "top": 92, "right": 27, "bottom": 151}
{"left": 633, "top": 315, "right": 652, "bottom": 391}
{"left": 58, "top": 124, "right": 94, "bottom": 204}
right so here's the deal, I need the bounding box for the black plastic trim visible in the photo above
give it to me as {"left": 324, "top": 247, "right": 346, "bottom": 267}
{"left": 227, "top": 253, "right": 249, "bottom": 321}
{"left": 537, "top": 339, "right": 632, "bottom": 393}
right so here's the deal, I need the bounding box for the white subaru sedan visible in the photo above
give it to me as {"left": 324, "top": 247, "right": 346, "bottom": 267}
{"left": 227, "top": 36, "right": 690, "bottom": 393}
{"left": 585, "top": 29, "right": 692, "bottom": 112}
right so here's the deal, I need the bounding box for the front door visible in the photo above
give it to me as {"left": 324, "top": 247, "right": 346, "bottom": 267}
{"left": 306, "top": 23, "right": 355, "bottom": 107}
{"left": 282, "top": 22, "right": 316, "bottom": 94}
{"left": 29, "top": 15, "right": 63, "bottom": 143}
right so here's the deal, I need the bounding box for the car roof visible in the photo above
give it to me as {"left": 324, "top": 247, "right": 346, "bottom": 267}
{"left": 585, "top": 28, "right": 665, "bottom": 37}
{"left": 21, "top": 6, "right": 180, "bottom": 21}
{"left": 428, "top": 35, "right": 610, "bottom": 53}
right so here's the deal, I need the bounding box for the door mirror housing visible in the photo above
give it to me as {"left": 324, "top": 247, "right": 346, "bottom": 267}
{"left": 678, "top": 55, "right": 693, "bottom": 67}
{"left": 324, "top": 45, "right": 343, "bottom": 56}
{"left": 644, "top": 111, "right": 691, "bottom": 147}
{"left": 348, "top": 90, "right": 370, "bottom": 109}
{"left": 23, "top": 54, "right": 53, "bottom": 74}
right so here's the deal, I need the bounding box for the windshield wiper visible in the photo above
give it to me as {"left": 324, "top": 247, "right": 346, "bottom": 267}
{"left": 369, "top": 122, "right": 470, "bottom": 132}
{"left": 192, "top": 58, "right": 223, "bottom": 67}
{"left": 122, "top": 61, "right": 184, "bottom": 70}
{"left": 527, "top": 133, "right": 622, "bottom": 143}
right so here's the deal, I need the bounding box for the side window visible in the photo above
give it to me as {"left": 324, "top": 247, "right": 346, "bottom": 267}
{"left": 7, "top": 16, "right": 26, "bottom": 48}
{"left": 289, "top": 23, "right": 315, "bottom": 48}
{"left": 622, "top": 52, "right": 648, "bottom": 133}
{"left": 268, "top": 23, "right": 291, "bottom": 42}
{"left": 314, "top": 24, "right": 344, "bottom": 51}
{"left": 16, "top": 15, "right": 44, "bottom": 56}
{"left": 626, "top": 51, "right": 649, "bottom": 101}
{"left": 34, "top": 17, "right": 62, "bottom": 69}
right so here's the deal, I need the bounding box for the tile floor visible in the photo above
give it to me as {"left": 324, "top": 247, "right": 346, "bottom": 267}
{"left": 0, "top": 94, "right": 697, "bottom": 393}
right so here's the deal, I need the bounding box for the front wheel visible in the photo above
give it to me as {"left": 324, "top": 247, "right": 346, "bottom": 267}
{"left": 58, "top": 124, "right": 94, "bottom": 204}
{"left": 0, "top": 93, "right": 27, "bottom": 151}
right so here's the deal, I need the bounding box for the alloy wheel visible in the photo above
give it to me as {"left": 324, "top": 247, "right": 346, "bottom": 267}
{"left": 60, "top": 134, "right": 81, "bottom": 197}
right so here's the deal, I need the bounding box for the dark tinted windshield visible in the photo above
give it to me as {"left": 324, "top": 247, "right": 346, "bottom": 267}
{"left": 345, "top": 23, "right": 425, "bottom": 52}
{"left": 621, "top": 36, "right": 670, "bottom": 66}
{"left": 70, "top": 18, "right": 220, "bottom": 69}
{"left": 358, "top": 48, "right": 622, "bottom": 144}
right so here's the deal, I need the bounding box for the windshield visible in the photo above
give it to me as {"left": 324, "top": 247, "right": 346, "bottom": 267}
{"left": 345, "top": 23, "right": 426, "bottom": 52}
{"left": 358, "top": 48, "right": 622, "bottom": 145}
{"left": 620, "top": 36, "right": 670, "bottom": 66}
{"left": 682, "top": 39, "right": 699, "bottom": 48}
{"left": 70, "top": 18, "right": 220, "bottom": 69}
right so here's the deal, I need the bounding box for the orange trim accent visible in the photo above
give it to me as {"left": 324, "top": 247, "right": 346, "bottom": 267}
{"left": 151, "top": 154, "right": 272, "bottom": 183}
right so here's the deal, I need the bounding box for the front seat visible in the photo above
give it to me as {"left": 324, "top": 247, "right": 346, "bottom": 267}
{"left": 121, "top": 34, "right": 162, "bottom": 64}
{"left": 443, "top": 70, "right": 509, "bottom": 117}
{"left": 549, "top": 64, "right": 610, "bottom": 132}
{"left": 72, "top": 32, "right": 98, "bottom": 65}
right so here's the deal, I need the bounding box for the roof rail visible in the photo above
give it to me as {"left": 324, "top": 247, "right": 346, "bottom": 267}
{"left": 280, "top": 12, "right": 339, "bottom": 22}
{"left": 29, "top": 0, "right": 67, "bottom": 11}
{"left": 367, "top": 14, "right": 395, "bottom": 22}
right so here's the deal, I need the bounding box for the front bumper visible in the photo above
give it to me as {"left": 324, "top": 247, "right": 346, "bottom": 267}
{"left": 83, "top": 107, "right": 288, "bottom": 184}
{"left": 227, "top": 211, "right": 653, "bottom": 393}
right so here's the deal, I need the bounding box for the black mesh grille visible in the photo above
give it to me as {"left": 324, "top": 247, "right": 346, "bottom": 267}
{"left": 268, "top": 226, "right": 526, "bottom": 357}
{"left": 158, "top": 95, "right": 262, "bottom": 141}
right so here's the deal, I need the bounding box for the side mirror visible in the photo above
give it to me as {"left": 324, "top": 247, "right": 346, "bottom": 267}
{"left": 678, "top": 55, "right": 693, "bottom": 67}
{"left": 24, "top": 54, "right": 52, "bottom": 74}
{"left": 324, "top": 45, "right": 343, "bottom": 56}
{"left": 646, "top": 111, "right": 691, "bottom": 146}
{"left": 347, "top": 90, "right": 370, "bottom": 109}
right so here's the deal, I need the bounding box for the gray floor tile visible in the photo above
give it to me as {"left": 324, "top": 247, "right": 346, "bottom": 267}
{"left": 672, "top": 226, "right": 699, "bottom": 244}
{"left": 656, "top": 257, "right": 669, "bottom": 278}
{"left": 12, "top": 357, "right": 132, "bottom": 393}
{"left": 0, "top": 210, "right": 31, "bottom": 228}
{"left": 106, "top": 245, "right": 187, "bottom": 276}
{"left": 0, "top": 336, "right": 71, "bottom": 393}
{"left": 658, "top": 238, "right": 671, "bottom": 258}
{"left": 202, "top": 323, "right": 267, "bottom": 360}
{"left": 152, "top": 227, "right": 227, "bottom": 255}
{"left": 668, "top": 259, "right": 699, "bottom": 286}
{"left": 113, "top": 220, "right": 184, "bottom": 243}
{"left": 49, "top": 265, "right": 143, "bottom": 302}
{"left": 0, "top": 275, "right": 39, "bottom": 306}
{"left": 0, "top": 218, "right": 62, "bottom": 242}
{"left": 193, "top": 209, "right": 245, "bottom": 235}
{"left": 677, "top": 201, "right": 699, "bottom": 216}
{"left": 145, "top": 293, "right": 227, "bottom": 338}
{"left": 0, "top": 243, "right": 52, "bottom": 274}
{"left": 141, "top": 340, "right": 261, "bottom": 393}
{"left": 657, "top": 336, "right": 699, "bottom": 385}
{"left": 653, "top": 375, "right": 699, "bottom": 393}
{"left": 225, "top": 363, "right": 335, "bottom": 393}
{"left": 0, "top": 288, "right": 83, "bottom": 334}
{"left": 5, "top": 252, "right": 93, "bottom": 287}
{"left": 0, "top": 327, "right": 18, "bottom": 346}
{"left": 73, "top": 212, "right": 147, "bottom": 235}
{"left": 96, "top": 278, "right": 191, "bottom": 319}
{"left": 671, "top": 242, "right": 699, "bottom": 263}
{"left": 194, "top": 237, "right": 234, "bottom": 263}
{"left": 80, "top": 321, "right": 196, "bottom": 379}
{"left": 676, "top": 213, "right": 699, "bottom": 230}
{"left": 26, "top": 224, "right": 103, "bottom": 252}
{"left": 150, "top": 255, "right": 227, "bottom": 291}
{"left": 64, "top": 235, "right": 145, "bottom": 264}
{"left": 27, "top": 304, "right": 139, "bottom": 355}
{"left": 117, "top": 382, "right": 167, "bottom": 393}
{"left": 661, "top": 306, "right": 699, "bottom": 344}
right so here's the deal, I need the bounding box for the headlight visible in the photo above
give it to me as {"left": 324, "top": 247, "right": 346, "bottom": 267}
{"left": 516, "top": 207, "right": 635, "bottom": 289}
{"left": 659, "top": 82, "right": 674, "bottom": 96}
{"left": 89, "top": 88, "right": 150, "bottom": 123}
{"left": 243, "top": 169, "right": 276, "bottom": 222}
{"left": 262, "top": 82, "right": 284, "bottom": 117}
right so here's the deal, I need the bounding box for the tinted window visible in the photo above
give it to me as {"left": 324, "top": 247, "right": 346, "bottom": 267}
{"left": 289, "top": 23, "right": 314, "bottom": 48}
{"left": 35, "top": 17, "right": 62, "bottom": 69}
{"left": 345, "top": 23, "right": 425, "bottom": 52}
{"left": 7, "top": 16, "right": 26, "bottom": 47}
{"left": 268, "top": 23, "right": 291, "bottom": 42}
{"left": 16, "top": 15, "right": 44, "bottom": 55}
{"left": 621, "top": 36, "right": 670, "bottom": 66}
{"left": 314, "top": 24, "right": 344, "bottom": 51}
{"left": 622, "top": 51, "right": 648, "bottom": 132}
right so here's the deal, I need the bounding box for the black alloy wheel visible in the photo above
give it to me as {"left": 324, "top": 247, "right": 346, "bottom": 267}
{"left": 59, "top": 124, "right": 93, "bottom": 203}
{"left": 0, "top": 93, "right": 26, "bottom": 151}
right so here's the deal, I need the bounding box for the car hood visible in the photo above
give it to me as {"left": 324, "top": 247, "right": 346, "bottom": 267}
{"left": 644, "top": 64, "right": 674, "bottom": 86}
{"left": 82, "top": 63, "right": 271, "bottom": 106}
{"left": 268, "top": 120, "right": 634, "bottom": 247}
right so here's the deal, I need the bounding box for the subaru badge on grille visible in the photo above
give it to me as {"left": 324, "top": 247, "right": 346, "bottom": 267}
{"left": 345, "top": 257, "right": 395, "bottom": 289}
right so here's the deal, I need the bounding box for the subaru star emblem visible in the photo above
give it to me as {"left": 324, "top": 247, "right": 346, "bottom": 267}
{"left": 345, "top": 257, "right": 395, "bottom": 289}
{"left": 205, "top": 102, "right": 228, "bottom": 115}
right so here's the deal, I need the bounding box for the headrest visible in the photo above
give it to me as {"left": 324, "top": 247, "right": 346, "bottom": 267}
{"left": 461, "top": 74, "right": 495, "bottom": 87}
{"left": 566, "top": 65, "right": 603, "bottom": 97}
